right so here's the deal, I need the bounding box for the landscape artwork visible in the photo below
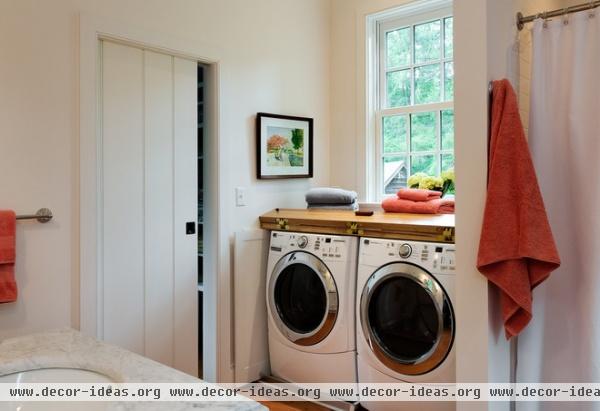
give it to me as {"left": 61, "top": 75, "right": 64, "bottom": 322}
{"left": 257, "top": 113, "right": 313, "bottom": 179}
{"left": 266, "top": 126, "right": 304, "bottom": 167}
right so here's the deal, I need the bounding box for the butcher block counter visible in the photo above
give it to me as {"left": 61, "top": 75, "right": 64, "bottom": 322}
{"left": 259, "top": 208, "right": 455, "bottom": 243}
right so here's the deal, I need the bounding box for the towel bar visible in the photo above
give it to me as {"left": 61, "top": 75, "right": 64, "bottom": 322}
{"left": 16, "top": 208, "right": 53, "bottom": 223}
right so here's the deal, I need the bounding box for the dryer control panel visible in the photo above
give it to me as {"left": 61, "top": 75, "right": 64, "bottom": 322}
{"left": 360, "top": 238, "right": 455, "bottom": 274}
{"left": 270, "top": 231, "right": 350, "bottom": 262}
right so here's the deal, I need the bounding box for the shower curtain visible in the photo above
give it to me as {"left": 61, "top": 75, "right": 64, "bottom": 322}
{"left": 517, "top": 10, "right": 600, "bottom": 411}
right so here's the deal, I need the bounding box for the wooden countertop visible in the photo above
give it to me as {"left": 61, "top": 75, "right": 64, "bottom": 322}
{"left": 259, "top": 208, "right": 455, "bottom": 243}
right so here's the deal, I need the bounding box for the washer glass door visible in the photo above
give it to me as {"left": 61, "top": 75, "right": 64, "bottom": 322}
{"left": 269, "top": 251, "right": 338, "bottom": 346}
{"left": 361, "top": 262, "right": 454, "bottom": 375}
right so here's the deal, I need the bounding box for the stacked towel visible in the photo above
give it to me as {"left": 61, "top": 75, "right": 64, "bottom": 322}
{"left": 0, "top": 210, "right": 17, "bottom": 303}
{"left": 305, "top": 187, "right": 358, "bottom": 211}
{"left": 382, "top": 197, "right": 454, "bottom": 214}
{"left": 382, "top": 188, "right": 454, "bottom": 214}
{"left": 397, "top": 188, "right": 442, "bottom": 202}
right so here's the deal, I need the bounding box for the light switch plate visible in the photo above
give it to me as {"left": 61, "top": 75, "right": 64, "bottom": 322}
{"left": 235, "top": 187, "right": 247, "bottom": 207}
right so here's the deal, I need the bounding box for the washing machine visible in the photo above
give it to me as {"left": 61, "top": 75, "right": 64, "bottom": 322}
{"left": 266, "top": 231, "right": 358, "bottom": 383}
{"left": 356, "top": 238, "right": 456, "bottom": 411}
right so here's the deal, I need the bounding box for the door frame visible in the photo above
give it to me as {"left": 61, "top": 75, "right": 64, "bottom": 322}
{"left": 79, "top": 14, "right": 222, "bottom": 381}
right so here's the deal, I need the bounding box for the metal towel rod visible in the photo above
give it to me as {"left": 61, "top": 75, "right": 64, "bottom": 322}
{"left": 16, "top": 208, "right": 53, "bottom": 223}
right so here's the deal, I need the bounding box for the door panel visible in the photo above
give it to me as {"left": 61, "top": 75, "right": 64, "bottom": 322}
{"left": 144, "top": 50, "right": 175, "bottom": 365}
{"left": 100, "top": 40, "right": 197, "bottom": 373}
{"left": 173, "top": 56, "right": 199, "bottom": 376}
{"left": 101, "top": 41, "right": 145, "bottom": 354}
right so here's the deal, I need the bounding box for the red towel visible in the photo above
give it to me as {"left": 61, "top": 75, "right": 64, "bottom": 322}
{"left": 477, "top": 79, "right": 560, "bottom": 339}
{"left": 397, "top": 188, "right": 442, "bottom": 202}
{"left": 0, "top": 210, "right": 17, "bottom": 303}
{"left": 382, "top": 197, "right": 454, "bottom": 214}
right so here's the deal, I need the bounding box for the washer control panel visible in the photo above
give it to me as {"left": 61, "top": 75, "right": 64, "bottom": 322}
{"left": 360, "top": 238, "right": 455, "bottom": 273}
{"left": 270, "top": 231, "right": 349, "bottom": 261}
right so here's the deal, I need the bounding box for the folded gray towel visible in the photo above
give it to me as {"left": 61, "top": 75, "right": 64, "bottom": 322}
{"left": 307, "top": 200, "right": 359, "bottom": 211}
{"left": 305, "top": 187, "right": 358, "bottom": 205}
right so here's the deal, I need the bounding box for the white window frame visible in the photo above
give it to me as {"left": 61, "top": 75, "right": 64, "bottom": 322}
{"left": 366, "top": 0, "right": 453, "bottom": 202}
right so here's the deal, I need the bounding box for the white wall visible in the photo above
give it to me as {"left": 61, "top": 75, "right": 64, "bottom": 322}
{"left": 453, "top": 5, "right": 492, "bottom": 411}
{"left": 0, "top": 0, "right": 78, "bottom": 337}
{"left": 484, "top": 3, "right": 517, "bottom": 408}
{"left": 0, "top": 0, "right": 331, "bottom": 382}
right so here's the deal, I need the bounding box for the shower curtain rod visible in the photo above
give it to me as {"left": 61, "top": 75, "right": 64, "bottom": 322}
{"left": 517, "top": 0, "right": 600, "bottom": 30}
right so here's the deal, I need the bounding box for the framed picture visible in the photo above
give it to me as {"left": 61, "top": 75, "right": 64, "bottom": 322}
{"left": 256, "top": 112, "right": 313, "bottom": 179}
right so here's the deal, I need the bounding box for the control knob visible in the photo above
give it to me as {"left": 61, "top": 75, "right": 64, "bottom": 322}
{"left": 297, "top": 236, "right": 309, "bottom": 249}
{"left": 399, "top": 243, "right": 412, "bottom": 258}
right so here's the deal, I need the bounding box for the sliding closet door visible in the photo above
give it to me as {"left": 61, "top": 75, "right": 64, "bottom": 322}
{"left": 100, "top": 40, "right": 197, "bottom": 376}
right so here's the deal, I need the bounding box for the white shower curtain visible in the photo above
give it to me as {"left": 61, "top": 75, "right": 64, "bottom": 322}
{"left": 517, "top": 10, "right": 600, "bottom": 411}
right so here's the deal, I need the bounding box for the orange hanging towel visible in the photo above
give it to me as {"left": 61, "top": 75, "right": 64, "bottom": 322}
{"left": 0, "top": 210, "right": 17, "bottom": 303}
{"left": 477, "top": 79, "right": 560, "bottom": 339}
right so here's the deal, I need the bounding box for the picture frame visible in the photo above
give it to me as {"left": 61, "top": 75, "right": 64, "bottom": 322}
{"left": 256, "top": 112, "right": 313, "bottom": 179}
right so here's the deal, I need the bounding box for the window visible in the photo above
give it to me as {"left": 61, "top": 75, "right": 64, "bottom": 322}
{"left": 371, "top": 3, "right": 454, "bottom": 198}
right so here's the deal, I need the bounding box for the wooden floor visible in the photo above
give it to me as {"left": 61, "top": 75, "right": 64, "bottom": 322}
{"left": 260, "top": 400, "right": 332, "bottom": 411}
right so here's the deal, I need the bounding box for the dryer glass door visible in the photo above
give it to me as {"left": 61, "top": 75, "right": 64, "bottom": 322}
{"left": 269, "top": 251, "right": 338, "bottom": 346}
{"left": 361, "top": 263, "right": 454, "bottom": 375}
